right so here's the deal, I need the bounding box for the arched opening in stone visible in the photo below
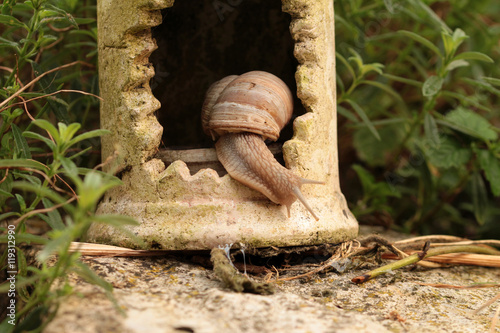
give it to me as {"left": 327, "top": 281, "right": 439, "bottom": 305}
{"left": 150, "top": 0, "right": 302, "bottom": 175}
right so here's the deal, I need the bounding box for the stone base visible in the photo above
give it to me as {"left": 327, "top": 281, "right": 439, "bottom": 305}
{"left": 88, "top": 159, "right": 358, "bottom": 250}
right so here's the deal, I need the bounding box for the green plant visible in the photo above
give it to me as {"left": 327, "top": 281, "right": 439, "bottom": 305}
{"left": 335, "top": 0, "right": 500, "bottom": 237}
{"left": 0, "top": 1, "right": 139, "bottom": 331}
{"left": 0, "top": 0, "right": 99, "bottom": 137}
{"left": 0, "top": 120, "right": 138, "bottom": 332}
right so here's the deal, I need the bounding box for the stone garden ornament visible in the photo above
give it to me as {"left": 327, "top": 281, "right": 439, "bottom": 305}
{"left": 89, "top": 0, "right": 359, "bottom": 250}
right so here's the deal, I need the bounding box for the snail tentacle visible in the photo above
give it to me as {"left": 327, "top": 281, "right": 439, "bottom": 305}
{"left": 215, "top": 133, "right": 322, "bottom": 221}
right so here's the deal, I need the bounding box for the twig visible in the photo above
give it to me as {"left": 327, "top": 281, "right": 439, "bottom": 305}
{"left": 394, "top": 235, "right": 467, "bottom": 247}
{"left": 382, "top": 252, "right": 500, "bottom": 267}
{"left": 13, "top": 197, "right": 77, "bottom": 226}
{"left": 16, "top": 93, "right": 30, "bottom": 119}
{"left": 428, "top": 240, "right": 500, "bottom": 248}
{"left": 47, "top": 23, "right": 73, "bottom": 32}
{"left": 0, "top": 168, "right": 8, "bottom": 185}
{"left": 0, "top": 66, "right": 13, "bottom": 73}
{"left": 0, "top": 61, "right": 87, "bottom": 110}
{"left": 68, "top": 242, "right": 172, "bottom": 257}
{"left": 416, "top": 282, "right": 500, "bottom": 289}
{"left": 210, "top": 247, "right": 274, "bottom": 295}
{"left": 35, "top": 35, "right": 64, "bottom": 63}
{"left": 54, "top": 174, "right": 78, "bottom": 200}
{"left": 473, "top": 292, "right": 500, "bottom": 315}
{"left": 0, "top": 167, "right": 55, "bottom": 187}
{"left": 490, "top": 302, "right": 500, "bottom": 333}
{"left": 1, "top": 89, "right": 102, "bottom": 113}
{"left": 277, "top": 241, "right": 358, "bottom": 281}
{"left": 352, "top": 245, "right": 500, "bottom": 284}
{"left": 93, "top": 150, "right": 118, "bottom": 171}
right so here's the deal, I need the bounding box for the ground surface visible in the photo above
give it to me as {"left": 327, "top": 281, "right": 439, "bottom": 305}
{"left": 45, "top": 227, "right": 500, "bottom": 333}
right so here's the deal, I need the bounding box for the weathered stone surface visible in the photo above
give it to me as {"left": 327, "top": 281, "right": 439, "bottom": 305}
{"left": 92, "top": 0, "right": 358, "bottom": 250}
{"left": 46, "top": 228, "right": 499, "bottom": 333}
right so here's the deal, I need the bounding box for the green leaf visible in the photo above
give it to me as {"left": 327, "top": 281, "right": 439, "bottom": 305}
{"left": 383, "top": 73, "right": 423, "bottom": 87}
{"left": 424, "top": 113, "right": 440, "bottom": 147}
{"left": 32, "top": 119, "right": 61, "bottom": 144}
{"left": 0, "top": 213, "right": 18, "bottom": 221}
{"left": 0, "top": 159, "right": 49, "bottom": 172}
{"left": 352, "top": 164, "right": 400, "bottom": 199}
{"left": 443, "top": 107, "right": 498, "bottom": 142}
{"left": 452, "top": 28, "right": 467, "bottom": 42}
{"left": 445, "top": 59, "right": 469, "bottom": 72}
{"left": 0, "top": 317, "right": 15, "bottom": 333}
{"left": 15, "top": 306, "right": 48, "bottom": 332}
{"left": 60, "top": 157, "right": 79, "bottom": 180}
{"left": 16, "top": 248, "right": 30, "bottom": 302}
{"left": 424, "top": 136, "right": 471, "bottom": 168}
{"left": 15, "top": 193, "right": 26, "bottom": 212}
{"left": 0, "top": 189, "right": 14, "bottom": 198}
{"left": 1, "top": 0, "right": 16, "bottom": 15}
{"left": 59, "top": 122, "right": 81, "bottom": 143}
{"left": 41, "top": 198, "right": 66, "bottom": 230}
{"left": 68, "top": 146, "right": 92, "bottom": 161}
{"left": 73, "top": 18, "right": 96, "bottom": 25}
{"left": 31, "top": 63, "right": 70, "bottom": 123}
{"left": 71, "top": 261, "right": 113, "bottom": 292}
{"left": 408, "top": 0, "right": 451, "bottom": 33}
{"left": 359, "top": 63, "right": 384, "bottom": 77}
{"left": 470, "top": 171, "right": 488, "bottom": 225}
{"left": 441, "top": 91, "right": 492, "bottom": 113}
{"left": 422, "top": 76, "right": 444, "bottom": 97}
{"left": 23, "top": 131, "right": 56, "bottom": 151}
{"left": 13, "top": 170, "right": 42, "bottom": 186}
{"left": 337, "top": 105, "right": 359, "bottom": 123}
{"left": 383, "top": 0, "right": 394, "bottom": 13}
{"left": 345, "top": 99, "right": 381, "bottom": 141}
{"left": 336, "top": 52, "right": 355, "bottom": 79}
{"left": 442, "top": 32, "right": 456, "bottom": 59}
{"left": 68, "top": 129, "right": 110, "bottom": 147}
{"left": 460, "top": 78, "right": 500, "bottom": 98}
{"left": 77, "top": 172, "right": 121, "bottom": 211}
{"left": 44, "top": 4, "right": 78, "bottom": 28}
{"left": 0, "top": 36, "right": 20, "bottom": 49}
{"left": 453, "top": 51, "right": 493, "bottom": 63}
{"left": 37, "top": 230, "right": 71, "bottom": 262}
{"left": 13, "top": 182, "right": 68, "bottom": 207}
{"left": 353, "top": 123, "right": 406, "bottom": 167}
{"left": 477, "top": 150, "right": 500, "bottom": 197}
{"left": 90, "top": 216, "right": 144, "bottom": 248}
{"left": 0, "top": 233, "right": 48, "bottom": 245}
{"left": 360, "top": 80, "right": 403, "bottom": 103}
{"left": 352, "top": 164, "right": 375, "bottom": 195}
{"left": 442, "top": 28, "right": 468, "bottom": 59}
{"left": 482, "top": 77, "right": 500, "bottom": 87}
{"left": 11, "top": 123, "right": 32, "bottom": 159}
{"left": 347, "top": 48, "right": 364, "bottom": 73}
{"left": 0, "top": 275, "right": 39, "bottom": 293}
{"left": 397, "top": 30, "right": 441, "bottom": 57}
{"left": 0, "top": 14, "right": 28, "bottom": 29}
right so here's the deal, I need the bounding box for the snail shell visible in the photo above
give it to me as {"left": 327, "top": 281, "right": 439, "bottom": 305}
{"left": 202, "top": 71, "right": 324, "bottom": 220}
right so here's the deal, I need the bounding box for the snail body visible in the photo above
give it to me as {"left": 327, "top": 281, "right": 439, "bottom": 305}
{"left": 202, "top": 71, "right": 324, "bottom": 220}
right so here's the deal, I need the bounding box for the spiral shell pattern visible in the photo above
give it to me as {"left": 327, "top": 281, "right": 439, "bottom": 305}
{"left": 202, "top": 71, "right": 293, "bottom": 141}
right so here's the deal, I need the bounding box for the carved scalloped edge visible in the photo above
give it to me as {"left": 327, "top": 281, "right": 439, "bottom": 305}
{"left": 99, "top": 0, "right": 177, "bottom": 167}
{"left": 281, "top": 1, "right": 328, "bottom": 177}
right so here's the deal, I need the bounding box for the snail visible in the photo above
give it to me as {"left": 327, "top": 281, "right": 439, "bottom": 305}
{"left": 201, "top": 71, "right": 324, "bottom": 220}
